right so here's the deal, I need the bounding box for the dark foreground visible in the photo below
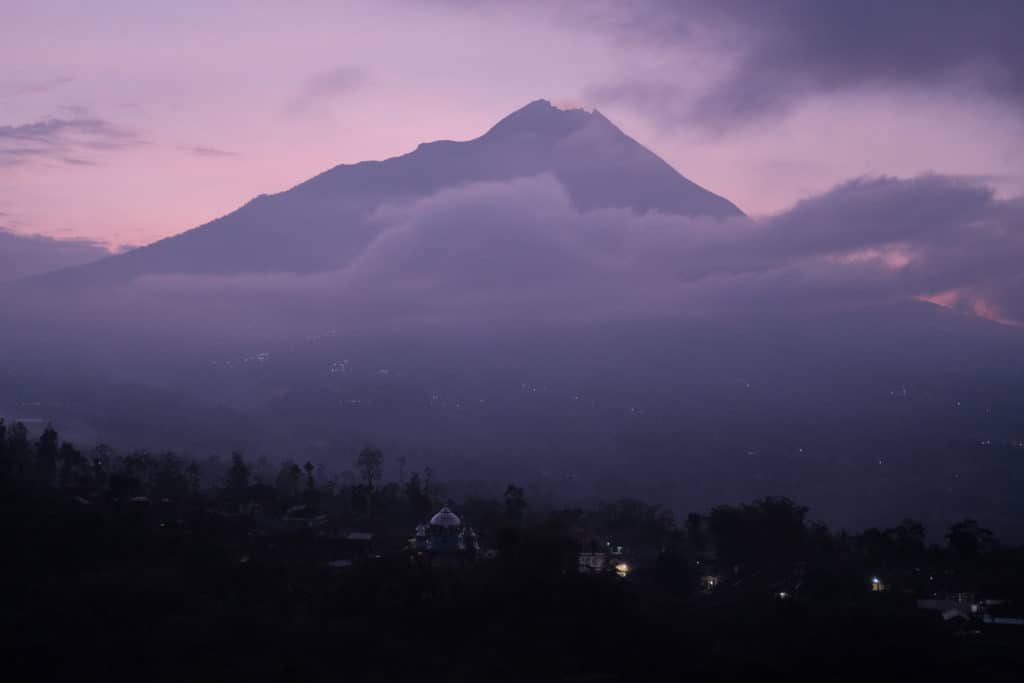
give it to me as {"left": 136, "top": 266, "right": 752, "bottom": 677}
{"left": 3, "top": 423, "right": 1024, "bottom": 681}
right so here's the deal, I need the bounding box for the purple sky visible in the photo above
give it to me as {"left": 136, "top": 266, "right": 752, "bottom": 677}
{"left": 3, "top": 1, "right": 1023, "bottom": 249}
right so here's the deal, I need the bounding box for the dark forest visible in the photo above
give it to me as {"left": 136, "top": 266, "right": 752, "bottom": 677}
{"left": 4, "top": 420, "right": 1023, "bottom": 681}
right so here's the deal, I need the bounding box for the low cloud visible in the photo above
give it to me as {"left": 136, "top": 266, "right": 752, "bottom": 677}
{"left": 0, "top": 115, "right": 143, "bottom": 166}
{"left": 92, "top": 172, "right": 1024, "bottom": 331}
{"left": 0, "top": 229, "right": 110, "bottom": 281}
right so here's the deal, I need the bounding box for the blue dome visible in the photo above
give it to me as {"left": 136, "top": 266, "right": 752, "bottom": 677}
{"left": 429, "top": 507, "right": 461, "bottom": 527}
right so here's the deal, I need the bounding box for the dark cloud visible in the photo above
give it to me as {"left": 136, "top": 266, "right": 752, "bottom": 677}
{"left": 0, "top": 115, "right": 143, "bottom": 166}
{"left": 582, "top": 0, "right": 1024, "bottom": 128}
{"left": 0, "top": 229, "right": 110, "bottom": 282}
{"left": 285, "top": 66, "right": 365, "bottom": 116}
{"left": 99, "top": 172, "right": 1024, "bottom": 329}
{"left": 697, "top": 1, "right": 1023, "bottom": 125}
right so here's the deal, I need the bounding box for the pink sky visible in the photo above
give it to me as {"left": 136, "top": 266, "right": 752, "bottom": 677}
{"left": 3, "top": 1, "right": 1023, "bottom": 249}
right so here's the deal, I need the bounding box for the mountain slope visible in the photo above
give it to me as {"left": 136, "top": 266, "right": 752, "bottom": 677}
{"left": 35, "top": 100, "right": 742, "bottom": 287}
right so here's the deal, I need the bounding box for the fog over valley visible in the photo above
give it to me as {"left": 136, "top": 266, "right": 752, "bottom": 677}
{"left": 3, "top": 101, "right": 1023, "bottom": 537}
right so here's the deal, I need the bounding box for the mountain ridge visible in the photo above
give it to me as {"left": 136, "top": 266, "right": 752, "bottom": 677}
{"left": 23, "top": 100, "right": 742, "bottom": 288}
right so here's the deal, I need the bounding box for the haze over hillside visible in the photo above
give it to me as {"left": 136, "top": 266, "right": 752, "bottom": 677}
{"left": 0, "top": 229, "right": 109, "bottom": 282}
{"left": 2, "top": 100, "right": 1023, "bottom": 538}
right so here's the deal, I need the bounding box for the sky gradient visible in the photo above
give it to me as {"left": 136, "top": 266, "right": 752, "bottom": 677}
{"left": 3, "top": 1, "right": 1023, "bottom": 249}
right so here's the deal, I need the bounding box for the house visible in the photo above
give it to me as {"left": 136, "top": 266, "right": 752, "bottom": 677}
{"left": 282, "top": 504, "right": 328, "bottom": 529}
{"left": 578, "top": 543, "right": 630, "bottom": 577}
{"left": 700, "top": 575, "right": 720, "bottom": 592}
{"left": 916, "top": 594, "right": 1021, "bottom": 624}
{"left": 410, "top": 506, "right": 480, "bottom": 568}
{"left": 578, "top": 552, "right": 611, "bottom": 574}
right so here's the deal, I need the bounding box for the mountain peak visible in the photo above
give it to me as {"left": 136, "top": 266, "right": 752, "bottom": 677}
{"left": 25, "top": 99, "right": 744, "bottom": 287}
{"left": 484, "top": 99, "right": 610, "bottom": 140}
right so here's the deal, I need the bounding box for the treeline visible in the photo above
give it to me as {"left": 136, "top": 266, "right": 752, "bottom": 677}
{"left": 2, "top": 419, "right": 1021, "bottom": 600}
{"left": 3, "top": 420, "right": 1024, "bottom": 681}
{"left": 0, "top": 420, "right": 439, "bottom": 522}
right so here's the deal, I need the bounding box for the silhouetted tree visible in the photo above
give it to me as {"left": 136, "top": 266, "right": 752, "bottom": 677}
{"left": 685, "top": 512, "right": 706, "bottom": 553}
{"left": 252, "top": 455, "right": 274, "bottom": 485}
{"left": 57, "top": 441, "right": 84, "bottom": 489}
{"left": 504, "top": 484, "right": 527, "bottom": 521}
{"left": 108, "top": 471, "right": 141, "bottom": 500}
{"left": 276, "top": 461, "right": 302, "bottom": 501}
{"left": 119, "top": 450, "right": 153, "bottom": 485}
{"left": 377, "top": 482, "right": 402, "bottom": 515}
{"left": 424, "top": 466, "right": 434, "bottom": 499}
{"left": 224, "top": 451, "right": 251, "bottom": 501}
{"left": 405, "top": 472, "right": 432, "bottom": 518}
{"left": 654, "top": 548, "right": 693, "bottom": 595}
{"left": 151, "top": 452, "right": 189, "bottom": 500}
{"left": 356, "top": 447, "right": 383, "bottom": 490}
{"left": 947, "top": 519, "right": 995, "bottom": 562}
{"left": 0, "top": 420, "right": 29, "bottom": 486}
{"left": 352, "top": 448, "right": 384, "bottom": 518}
{"left": 0, "top": 419, "right": 9, "bottom": 484}
{"left": 89, "top": 444, "right": 114, "bottom": 491}
{"left": 588, "top": 499, "right": 675, "bottom": 559}
{"left": 302, "top": 461, "right": 320, "bottom": 508}
{"left": 709, "top": 496, "right": 808, "bottom": 573}
{"left": 859, "top": 519, "right": 925, "bottom": 573}
{"left": 8, "top": 422, "right": 30, "bottom": 473}
{"left": 185, "top": 461, "right": 201, "bottom": 496}
{"left": 35, "top": 425, "right": 59, "bottom": 486}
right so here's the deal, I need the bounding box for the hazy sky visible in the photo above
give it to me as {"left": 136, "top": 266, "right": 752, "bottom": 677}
{"left": 3, "top": 1, "right": 1023, "bottom": 248}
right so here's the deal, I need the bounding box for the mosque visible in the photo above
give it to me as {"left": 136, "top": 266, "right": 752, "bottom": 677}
{"left": 412, "top": 506, "right": 480, "bottom": 561}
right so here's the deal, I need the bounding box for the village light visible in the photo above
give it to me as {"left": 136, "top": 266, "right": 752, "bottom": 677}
{"left": 615, "top": 562, "right": 629, "bottom": 578}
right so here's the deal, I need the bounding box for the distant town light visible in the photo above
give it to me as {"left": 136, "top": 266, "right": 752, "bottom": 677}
{"left": 615, "top": 562, "right": 630, "bottom": 578}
